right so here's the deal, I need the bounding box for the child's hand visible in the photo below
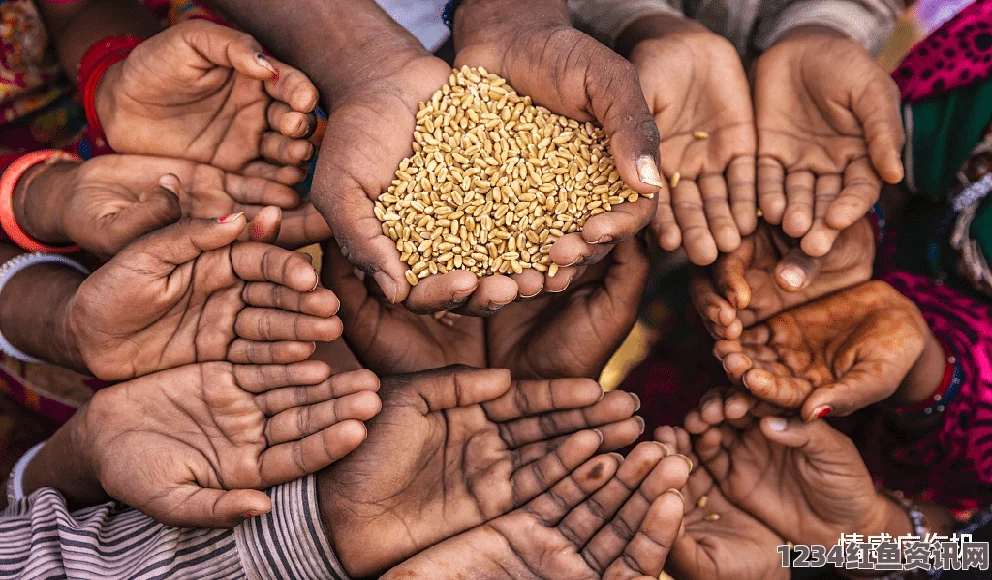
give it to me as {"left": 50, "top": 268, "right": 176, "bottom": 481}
{"left": 713, "top": 281, "right": 933, "bottom": 420}
{"left": 690, "top": 217, "right": 874, "bottom": 339}
{"left": 70, "top": 215, "right": 342, "bottom": 380}
{"left": 81, "top": 361, "right": 381, "bottom": 527}
{"left": 754, "top": 26, "right": 904, "bottom": 257}
{"left": 382, "top": 442, "right": 687, "bottom": 580}
{"left": 626, "top": 17, "right": 757, "bottom": 265}
{"left": 97, "top": 21, "right": 318, "bottom": 180}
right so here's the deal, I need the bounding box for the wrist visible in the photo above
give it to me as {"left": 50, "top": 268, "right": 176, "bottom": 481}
{"left": 12, "top": 161, "right": 77, "bottom": 245}
{"left": 453, "top": 0, "right": 569, "bottom": 52}
{"left": 616, "top": 14, "right": 709, "bottom": 57}
{"left": 20, "top": 404, "right": 106, "bottom": 507}
{"left": 93, "top": 61, "right": 122, "bottom": 143}
{"left": 893, "top": 329, "right": 947, "bottom": 406}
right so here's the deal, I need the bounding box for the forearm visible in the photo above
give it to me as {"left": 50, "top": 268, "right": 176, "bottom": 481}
{"left": 454, "top": 0, "right": 570, "bottom": 48}
{"left": 0, "top": 246, "right": 87, "bottom": 371}
{"left": 207, "top": 0, "right": 425, "bottom": 105}
{"left": 38, "top": 0, "right": 160, "bottom": 78}
{"left": 567, "top": 0, "right": 683, "bottom": 50}
{"left": 19, "top": 408, "right": 105, "bottom": 508}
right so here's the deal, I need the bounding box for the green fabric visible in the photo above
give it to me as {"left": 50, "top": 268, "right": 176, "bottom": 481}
{"left": 909, "top": 78, "right": 992, "bottom": 199}
{"left": 973, "top": 195, "right": 992, "bottom": 262}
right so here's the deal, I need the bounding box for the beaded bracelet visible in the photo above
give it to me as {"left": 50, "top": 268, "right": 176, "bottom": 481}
{"left": 77, "top": 35, "right": 144, "bottom": 142}
{"left": 0, "top": 150, "right": 82, "bottom": 253}
{"left": 892, "top": 338, "right": 964, "bottom": 417}
{"left": 0, "top": 252, "right": 89, "bottom": 364}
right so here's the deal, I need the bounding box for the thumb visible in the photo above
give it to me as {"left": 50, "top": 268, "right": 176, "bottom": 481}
{"left": 149, "top": 487, "right": 272, "bottom": 528}
{"left": 759, "top": 415, "right": 857, "bottom": 462}
{"left": 114, "top": 212, "right": 247, "bottom": 276}
{"left": 405, "top": 367, "right": 512, "bottom": 414}
{"left": 92, "top": 178, "right": 181, "bottom": 257}
{"left": 774, "top": 247, "right": 822, "bottom": 292}
{"left": 854, "top": 78, "right": 905, "bottom": 184}
{"left": 713, "top": 238, "right": 754, "bottom": 309}
{"left": 800, "top": 362, "right": 903, "bottom": 420}
{"left": 246, "top": 205, "right": 283, "bottom": 243}
{"left": 598, "top": 238, "right": 650, "bottom": 316}
{"left": 174, "top": 20, "right": 275, "bottom": 81}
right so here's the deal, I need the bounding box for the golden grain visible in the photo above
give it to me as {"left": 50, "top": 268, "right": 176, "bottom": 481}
{"left": 694, "top": 131, "right": 709, "bottom": 140}
{"left": 670, "top": 171, "right": 681, "bottom": 189}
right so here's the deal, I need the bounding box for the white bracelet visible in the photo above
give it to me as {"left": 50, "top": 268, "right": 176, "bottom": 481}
{"left": 0, "top": 252, "right": 88, "bottom": 364}
{"left": 7, "top": 441, "right": 46, "bottom": 503}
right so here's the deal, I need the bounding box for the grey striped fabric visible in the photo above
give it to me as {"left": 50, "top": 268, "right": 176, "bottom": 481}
{"left": 0, "top": 475, "right": 349, "bottom": 580}
{"left": 567, "top": 0, "right": 904, "bottom": 59}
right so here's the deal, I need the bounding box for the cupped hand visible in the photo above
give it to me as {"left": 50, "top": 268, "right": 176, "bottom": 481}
{"left": 690, "top": 217, "right": 874, "bottom": 339}
{"left": 69, "top": 214, "right": 342, "bottom": 380}
{"left": 321, "top": 239, "right": 486, "bottom": 374}
{"left": 452, "top": 1, "right": 662, "bottom": 274}
{"left": 628, "top": 18, "right": 757, "bottom": 265}
{"left": 487, "top": 238, "right": 649, "bottom": 380}
{"left": 657, "top": 426, "right": 788, "bottom": 580}
{"left": 687, "top": 396, "right": 908, "bottom": 548}
{"left": 713, "top": 281, "right": 931, "bottom": 419}
{"left": 98, "top": 20, "right": 318, "bottom": 180}
{"left": 754, "top": 26, "right": 904, "bottom": 257}
{"left": 318, "top": 366, "right": 643, "bottom": 577}
{"left": 384, "top": 442, "right": 689, "bottom": 580}
{"left": 82, "top": 361, "right": 380, "bottom": 527}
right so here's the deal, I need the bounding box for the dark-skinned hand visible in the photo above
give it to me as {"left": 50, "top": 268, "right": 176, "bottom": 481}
{"left": 754, "top": 26, "right": 904, "bottom": 257}
{"left": 317, "top": 366, "right": 643, "bottom": 577}
{"left": 713, "top": 281, "right": 935, "bottom": 419}
{"left": 657, "top": 425, "right": 788, "bottom": 580}
{"left": 69, "top": 214, "right": 342, "bottom": 380}
{"left": 384, "top": 442, "right": 689, "bottom": 580}
{"left": 487, "top": 238, "right": 649, "bottom": 380}
{"left": 690, "top": 217, "right": 874, "bottom": 339}
{"left": 97, "top": 21, "right": 318, "bottom": 181}
{"left": 624, "top": 16, "right": 757, "bottom": 265}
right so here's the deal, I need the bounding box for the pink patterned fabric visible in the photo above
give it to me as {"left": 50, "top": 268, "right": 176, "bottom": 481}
{"left": 892, "top": 0, "right": 992, "bottom": 103}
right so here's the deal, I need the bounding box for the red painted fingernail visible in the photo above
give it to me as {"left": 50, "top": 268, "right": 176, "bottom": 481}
{"left": 243, "top": 512, "right": 259, "bottom": 518}
{"left": 813, "top": 406, "right": 831, "bottom": 420}
{"left": 219, "top": 212, "right": 244, "bottom": 223}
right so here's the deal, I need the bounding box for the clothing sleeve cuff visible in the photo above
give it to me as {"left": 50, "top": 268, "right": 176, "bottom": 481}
{"left": 567, "top": 0, "right": 684, "bottom": 49}
{"left": 755, "top": 0, "right": 901, "bottom": 56}
{"left": 235, "top": 475, "right": 350, "bottom": 580}
{"left": 6, "top": 441, "right": 45, "bottom": 505}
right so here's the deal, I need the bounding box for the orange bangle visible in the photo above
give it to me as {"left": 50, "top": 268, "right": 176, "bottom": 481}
{"left": 0, "top": 150, "right": 82, "bottom": 254}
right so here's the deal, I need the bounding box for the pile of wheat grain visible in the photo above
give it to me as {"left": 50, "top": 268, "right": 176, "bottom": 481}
{"left": 374, "top": 66, "right": 648, "bottom": 286}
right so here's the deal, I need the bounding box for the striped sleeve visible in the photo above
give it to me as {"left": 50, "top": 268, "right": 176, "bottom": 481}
{"left": 754, "top": 0, "right": 904, "bottom": 56}
{"left": 0, "top": 476, "right": 348, "bottom": 579}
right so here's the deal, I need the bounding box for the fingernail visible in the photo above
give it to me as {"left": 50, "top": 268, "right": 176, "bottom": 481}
{"left": 519, "top": 291, "right": 540, "bottom": 299}
{"left": 673, "top": 453, "right": 694, "bottom": 473}
{"left": 293, "top": 118, "right": 307, "bottom": 137}
{"left": 373, "top": 272, "right": 398, "bottom": 303}
{"left": 778, "top": 265, "right": 805, "bottom": 289}
{"left": 218, "top": 212, "right": 244, "bottom": 223}
{"left": 811, "top": 406, "right": 831, "bottom": 420}
{"left": 593, "top": 428, "right": 604, "bottom": 443}
{"left": 630, "top": 392, "right": 641, "bottom": 411}
{"left": 767, "top": 417, "right": 789, "bottom": 431}
{"left": 158, "top": 174, "right": 180, "bottom": 195}
{"left": 636, "top": 156, "right": 664, "bottom": 188}
{"left": 592, "top": 234, "right": 614, "bottom": 244}
{"left": 256, "top": 53, "right": 278, "bottom": 76}
{"left": 635, "top": 416, "right": 645, "bottom": 435}
{"left": 310, "top": 271, "right": 319, "bottom": 292}
{"left": 243, "top": 512, "right": 260, "bottom": 518}
{"left": 655, "top": 442, "right": 671, "bottom": 456}
{"left": 664, "top": 488, "right": 685, "bottom": 501}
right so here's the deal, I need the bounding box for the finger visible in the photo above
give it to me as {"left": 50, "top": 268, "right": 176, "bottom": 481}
{"left": 544, "top": 264, "right": 581, "bottom": 293}
{"left": 452, "top": 274, "right": 518, "bottom": 316}
{"left": 672, "top": 180, "right": 718, "bottom": 265}
{"left": 406, "top": 367, "right": 512, "bottom": 413}
{"left": 242, "top": 161, "right": 306, "bottom": 185}
{"left": 689, "top": 272, "right": 738, "bottom": 340}
{"left": 261, "top": 58, "right": 320, "bottom": 113}
{"left": 580, "top": 196, "right": 656, "bottom": 246}
{"left": 484, "top": 378, "right": 606, "bottom": 422}
{"left": 727, "top": 156, "right": 758, "bottom": 236}
{"left": 743, "top": 369, "right": 813, "bottom": 409}
{"left": 559, "top": 441, "right": 669, "bottom": 546}
{"left": 227, "top": 339, "right": 316, "bottom": 365}
{"left": 650, "top": 179, "right": 681, "bottom": 251}
{"left": 258, "top": 419, "right": 368, "bottom": 484}
{"left": 853, "top": 77, "right": 905, "bottom": 183}
{"left": 512, "top": 269, "right": 545, "bottom": 298}
{"left": 261, "top": 133, "right": 314, "bottom": 166}
{"left": 698, "top": 173, "right": 740, "bottom": 252}
{"left": 782, "top": 170, "right": 815, "bottom": 238}
{"left": 759, "top": 416, "right": 859, "bottom": 458}
{"left": 267, "top": 102, "right": 317, "bottom": 138}
{"left": 774, "top": 246, "right": 823, "bottom": 292}
{"left": 246, "top": 205, "right": 282, "bottom": 243}
{"left": 230, "top": 242, "right": 319, "bottom": 291}
{"left": 521, "top": 453, "right": 620, "bottom": 527}
{"left": 275, "top": 203, "right": 332, "bottom": 249}
{"left": 232, "top": 359, "right": 332, "bottom": 393}
{"left": 601, "top": 489, "right": 684, "bottom": 578}
{"left": 223, "top": 173, "right": 301, "bottom": 209}
{"left": 146, "top": 486, "right": 271, "bottom": 528}
{"left": 242, "top": 283, "right": 340, "bottom": 317}
{"left": 798, "top": 173, "right": 843, "bottom": 257}
{"left": 713, "top": 237, "right": 753, "bottom": 310}
{"left": 598, "top": 238, "right": 650, "bottom": 313}
{"left": 175, "top": 21, "right": 273, "bottom": 81}
{"left": 234, "top": 308, "right": 341, "bottom": 343}
{"left": 757, "top": 157, "right": 786, "bottom": 224}
{"left": 404, "top": 271, "right": 479, "bottom": 314}
{"left": 255, "top": 369, "right": 381, "bottom": 416}
{"left": 822, "top": 157, "right": 882, "bottom": 237}
{"left": 549, "top": 232, "right": 613, "bottom": 268}
{"left": 510, "top": 429, "right": 605, "bottom": 506}
{"left": 264, "top": 390, "right": 381, "bottom": 445}
{"left": 113, "top": 214, "right": 247, "bottom": 276}
{"left": 800, "top": 361, "right": 905, "bottom": 420}
{"left": 93, "top": 179, "right": 182, "bottom": 257}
